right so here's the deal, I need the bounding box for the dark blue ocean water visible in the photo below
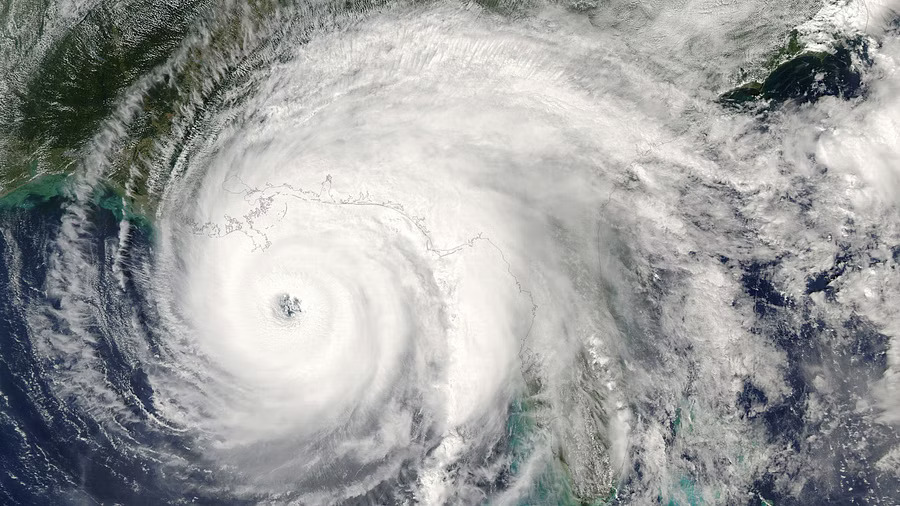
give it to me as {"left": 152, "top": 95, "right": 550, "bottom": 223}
{"left": 0, "top": 197, "right": 232, "bottom": 505}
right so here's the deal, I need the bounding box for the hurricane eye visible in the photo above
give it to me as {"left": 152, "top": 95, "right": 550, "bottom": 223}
{"left": 5, "top": 0, "right": 899, "bottom": 504}
{"left": 276, "top": 293, "right": 303, "bottom": 318}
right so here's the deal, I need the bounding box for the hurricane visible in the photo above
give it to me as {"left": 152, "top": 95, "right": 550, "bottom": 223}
{"left": 1, "top": 0, "right": 900, "bottom": 504}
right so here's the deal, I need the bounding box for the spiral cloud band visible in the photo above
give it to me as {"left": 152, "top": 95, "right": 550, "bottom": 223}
{"left": 1, "top": 0, "right": 900, "bottom": 504}
{"left": 156, "top": 17, "right": 590, "bottom": 498}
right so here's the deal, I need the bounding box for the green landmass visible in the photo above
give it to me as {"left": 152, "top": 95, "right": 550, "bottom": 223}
{"left": 505, "top": 394, "right": 619, "bottom": 505}
{"left": 0, "top": 0, "right": 209, "bottom": 222}
{"left": 720, "top": 30, "right": 866, "bottom": 107}
{"left": 1, "top": 0, "right": 392, "bottom": 222}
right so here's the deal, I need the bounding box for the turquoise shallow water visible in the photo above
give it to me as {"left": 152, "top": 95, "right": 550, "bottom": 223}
{"left": 2, "top": 0, "right": 900, "bottom": 504}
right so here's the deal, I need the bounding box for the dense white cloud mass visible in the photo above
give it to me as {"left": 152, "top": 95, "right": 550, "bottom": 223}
{"left": 2, "top": 0, "right": 899, "bottom": 504}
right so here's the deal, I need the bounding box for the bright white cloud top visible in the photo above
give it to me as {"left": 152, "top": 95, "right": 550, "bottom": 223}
{"left": 0, "top": 0, "right": 899, "bottom": 504}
